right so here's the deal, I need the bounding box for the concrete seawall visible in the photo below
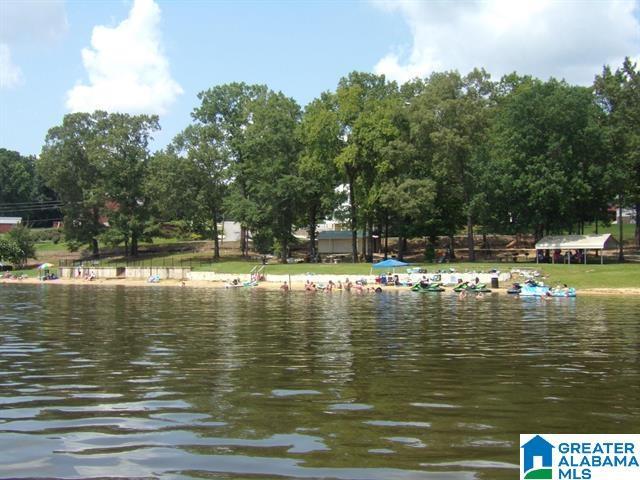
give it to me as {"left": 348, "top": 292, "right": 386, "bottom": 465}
{"left": 58, "top": 267, "right": 511, "bottom": 286}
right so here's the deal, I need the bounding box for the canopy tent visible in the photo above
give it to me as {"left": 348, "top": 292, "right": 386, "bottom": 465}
{"left": 534, "top": 234, "right": 618, "bottom": 264}
{"left": 372, "top": 259, "right": 409, "bottom": 269}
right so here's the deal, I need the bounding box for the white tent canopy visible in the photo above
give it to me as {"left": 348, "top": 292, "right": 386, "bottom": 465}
{"left": 535, "top": 234, "right": 618, "bottom": 264}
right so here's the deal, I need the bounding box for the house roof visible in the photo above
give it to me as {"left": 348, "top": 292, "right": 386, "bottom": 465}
{"left": 0, "top": 217, "right": 22, "bottom": 224}
{"left": 318, "top": 230, "right": 365, "bottom": 240}
{"left": 535, "top": 234, "right": 618, "bottom": 250}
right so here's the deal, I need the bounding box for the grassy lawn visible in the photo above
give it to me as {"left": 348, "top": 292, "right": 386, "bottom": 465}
{"left": 582, "top": 222, "right": 636, "bottom": 239}
{"left": 185, "top": 258, "right": 639, "bottom": 289}
{"left": 23, "top": 235, "right": 639, "bottom": 290}
{"left": 6, "top": 256, "right": 638, "bottom": 289}
{"left": 34, "top": 241, "right": 73, "bottom": 253}
{"left": 522, "top": 263, "right": 640, "bottom": 289}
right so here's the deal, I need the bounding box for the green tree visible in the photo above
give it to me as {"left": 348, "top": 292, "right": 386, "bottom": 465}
{"left": 92, "top": 113, "right": 160, "bottom": 257}
{"left": 408, "top": 69, "right": 494, "bottom": 261}
{"left": 298, "top": 92, "right": 342, "bottom": 260}
{"left": 0, "top": 149, "right": 36, "bottom": 208}
{"left": 488, "top": 77, "right": 612, "bottom": 241}
{"left": 0, "top": 237, "right": 24, "bottom": 266}
{"left": 594, "top": 57, "right": 640, "bottom": 251}
{"left": 335, "top": 72, "right": 397, "bottom": 262}
{"left": 39, "top": 113, "right": 105, "bottom": 256}
{"left": 241, "top": 91, "right": 302, "bottom": 262}
{"left": 40, "top": 112, "right": 159, "bottom": 257}
{"left": 193, "top": 83, "right": 268, "bottom": 257}
{"left": 7, "top": 224, "right": 35, "bottom": 266}
{"left": 166, "top": 123, "right": 229, "bottom": 259}
{"left": 0, "top": 148, "right": 56, "bottom": 225}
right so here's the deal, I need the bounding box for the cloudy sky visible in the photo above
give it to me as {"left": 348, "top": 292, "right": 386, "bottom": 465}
{"left": 1, "top": 0, "right": 638, "bottom": 156}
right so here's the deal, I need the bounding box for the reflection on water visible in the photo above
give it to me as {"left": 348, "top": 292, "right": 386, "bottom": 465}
{"left": 1, "top": 284, "right": 639, "bottom": 479}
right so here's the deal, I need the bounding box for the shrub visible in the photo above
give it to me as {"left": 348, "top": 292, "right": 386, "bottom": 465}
{"left": 0, "top": 237, "right": 24, "bottom": 265}
{"left": 7, "top": 225, "right": 36, "bottom": 265}
{"left": 30, "top": 228, "right": 63, "bottom": 243}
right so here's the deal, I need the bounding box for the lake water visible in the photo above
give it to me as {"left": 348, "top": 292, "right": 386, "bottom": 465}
{"left": 1, "top": 284, "right": 639, "bottom": 479}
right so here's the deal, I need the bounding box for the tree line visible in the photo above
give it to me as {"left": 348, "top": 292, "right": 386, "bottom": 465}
{"left": 2, "top": 59, "right": 638, "bottom": 263}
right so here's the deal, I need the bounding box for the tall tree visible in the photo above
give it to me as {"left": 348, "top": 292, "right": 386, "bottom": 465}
{"left": 408, "top": 69, "right": 494, "bottom": 261}
{"left": 39, "top": 113, "right": 105, "bottom": 256}
{"left": 241, "top": 91, "right": 302, "bottom": 262}
{"left": 193, "top": 83, "right": 268, "bottom": 257}
{"left": 298, "top": 92, "right": 342, "bottom": 261}
{"left": 335, "top": 72, "right": 397, "bottom": 262}
{"left": 488, "top": 77, "right": 611, "bottom": 240}
{"left": 170, "top": 124, "right": 229, "bottom": 259}
{"left": 92, "top": 113, "right": 159, "bottom": 257}
{"left": 594, "top": 58, "right": 640, "bottom": 250}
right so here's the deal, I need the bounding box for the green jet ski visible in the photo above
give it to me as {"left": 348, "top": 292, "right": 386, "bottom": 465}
{"left": 412, "top": 282, "right": 445, "bottom": 292}
{"left": 453, "top": 281, "right": 491, "bottom": 293}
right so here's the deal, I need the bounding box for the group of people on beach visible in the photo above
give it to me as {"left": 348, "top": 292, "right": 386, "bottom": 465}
{"left": 282, "top": 278, "right": 383, "bottom": 294}
{"left": 75, "top": 268, "right": 96, "bottom": 281}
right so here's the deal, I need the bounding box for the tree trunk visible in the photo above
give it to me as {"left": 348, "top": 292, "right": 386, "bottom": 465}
{"left": 131, "top": 231, "right": 138, "bottom": 257}
{"left": 212, "top": 212, "right": 220, "bottom": 260}
{"left": 240, "top": 225, "right": 247, "bottom": 257}
{"left": 467, "top": 212, "right": 475, "bottom": 262}
{"left": 384, "top": 215, "right": 389, "bottom": 260}
{"left": 280, "top": 236, "right": 288, "bottom": 264}
{"left": 635, "top": 202, "right": 640, "bottom": 248}
{"left": 91, "top": 207, "right": 101, "bottom": 257}
{"left": 348, "top": 172, "right": 358, "bottom": 263}
{"left": 366, "top": 218, "right": 373, "bottom": 263}
{"left": 91, "top": 238, "right": 99, "bottom": 258}
{"left": 618, "top": 199, "right": 624, "bottom": 261}
{"left": 308, "top": 205, "right": 317, "bottom": 261}
{"left": 397, "top": 235, "right": 404, "bottom": 260}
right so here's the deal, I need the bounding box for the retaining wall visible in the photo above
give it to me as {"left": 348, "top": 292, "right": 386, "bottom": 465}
{"left": 58, "top": 266, "right": 122, "bottom": 279}
{"left": 125, "top": 267, "right": 191, "bottom": 280}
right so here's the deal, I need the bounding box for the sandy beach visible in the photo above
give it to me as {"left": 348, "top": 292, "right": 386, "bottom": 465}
{"left": 2, "top": 276, "right": 639, "bottom": 296}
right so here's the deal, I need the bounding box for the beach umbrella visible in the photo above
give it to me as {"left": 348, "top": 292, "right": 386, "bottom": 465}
{"left": 372, "top": 259, "right": 409, "bottom": 269}
{"left": 38, "top": 263, "right": 54, "bottom": 270}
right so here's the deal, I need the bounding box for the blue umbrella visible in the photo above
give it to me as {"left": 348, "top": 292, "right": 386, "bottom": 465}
{"left": 372, "top": 259, "right": 409, "bottom": 269}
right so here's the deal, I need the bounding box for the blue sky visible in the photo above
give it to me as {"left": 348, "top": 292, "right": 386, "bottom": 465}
{"left": 1, "top": 0, "right": 638, "bottom": 157}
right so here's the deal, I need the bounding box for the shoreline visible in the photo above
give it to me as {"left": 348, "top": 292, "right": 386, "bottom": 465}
{"left": 2, "top": 277, "right": 639, "bottom": 296}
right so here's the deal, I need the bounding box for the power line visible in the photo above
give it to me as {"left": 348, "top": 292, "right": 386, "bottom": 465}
{"left": 0, "top": 205, "right": 64, "bottom": 214}
{"left": 0, "top": 200, "right": 63, "bottom": 207}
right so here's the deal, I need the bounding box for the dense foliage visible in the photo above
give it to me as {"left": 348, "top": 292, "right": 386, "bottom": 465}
{"left": 2, "top": 59, "right": 637, "bottom": 262}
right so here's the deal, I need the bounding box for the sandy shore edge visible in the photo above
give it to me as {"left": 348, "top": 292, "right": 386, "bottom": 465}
{"left": 2, "top": 277, "right": 639, "bottom": 296}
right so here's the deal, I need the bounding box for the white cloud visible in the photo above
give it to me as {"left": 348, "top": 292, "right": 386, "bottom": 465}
{"left": 66, "top": 0, "right": 183, "bottom": 115}
{"left": 0, "top": 43, "right": 22, "bottom": 88}
{"left": 373, "top": 0, "right": 640, "bottom": 85}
